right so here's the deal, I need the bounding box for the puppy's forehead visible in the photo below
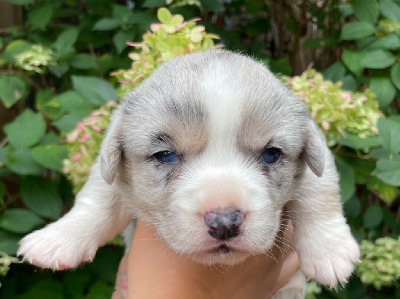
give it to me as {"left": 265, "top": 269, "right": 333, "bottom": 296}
{"left": 122, "top": 50, "right": 308, "bottom": 154}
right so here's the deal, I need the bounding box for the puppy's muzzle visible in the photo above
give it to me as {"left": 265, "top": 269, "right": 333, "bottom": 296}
{"left": 204, "top": 210, "right": 243, "bottom": 240}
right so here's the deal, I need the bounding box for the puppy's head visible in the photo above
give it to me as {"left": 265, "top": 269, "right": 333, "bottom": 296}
{"left": 100, "top": 50, "right": 326, "bottom": 265}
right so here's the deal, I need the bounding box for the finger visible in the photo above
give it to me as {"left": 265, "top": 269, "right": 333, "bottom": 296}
{"left": 113, "top": 255, "right": 128, "bottom": 299}
{"left": 111, "top": 290, "right": 122, "bottom": 299}
{"left": 119, "top": 254, "right": 129, "bottom": 272}
{"left": 274, "top": 251, "right": 300, "bottom": 292}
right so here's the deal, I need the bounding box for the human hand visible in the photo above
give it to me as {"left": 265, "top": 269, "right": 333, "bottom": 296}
{"left": 112, "top": 219, "right": 299, "bottom": 299}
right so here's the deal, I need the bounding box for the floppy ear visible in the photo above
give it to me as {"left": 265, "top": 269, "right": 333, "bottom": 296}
{"left": 99, "top": 109, "right": 122, "bottom": 185}
{"left": 303, "top": 119, "right": 326, "bottom": 177}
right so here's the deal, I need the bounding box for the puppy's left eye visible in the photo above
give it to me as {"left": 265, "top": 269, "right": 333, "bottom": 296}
{"left": 260, "top": 148, "right": 281, "bottom": 164}
{"left": 153, "top": 151, "right": 179, "bottom": 164}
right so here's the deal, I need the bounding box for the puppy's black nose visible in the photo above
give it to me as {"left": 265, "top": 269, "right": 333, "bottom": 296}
{"left": 204, "top": 210, "right": 243, "bottom": 240}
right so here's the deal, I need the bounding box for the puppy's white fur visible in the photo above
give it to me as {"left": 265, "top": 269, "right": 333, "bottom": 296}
{"left": 18, "top": 50, "right": 359, "bottom": 297}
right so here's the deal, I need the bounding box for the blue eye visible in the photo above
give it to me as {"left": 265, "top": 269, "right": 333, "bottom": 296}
{"left": 153, "top": 151, "right": 179, "bottom": 164}
{"left": 260, "top": 148, "right": 281, "bottom": 164}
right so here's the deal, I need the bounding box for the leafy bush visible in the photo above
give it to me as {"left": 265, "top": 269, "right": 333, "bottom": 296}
{"left": 337, "top": 0, "right": 400, "bottom": 112}
{"left": 112, "top": 7, "right": 220, "bottom": 97}
{"left": 1, "top": 1, "right": 400, "bottom": 298}
{"left": 283, "top": 69, "right": 382, "bottom": 146}
{"left": 357, "top": 237, "right": 400, "bottom": 290}
{"left": 0, "top": 0, "right": 169, "bottom": 297}
{"left": 63, "top": 102, "right": 117, "bottom": 194}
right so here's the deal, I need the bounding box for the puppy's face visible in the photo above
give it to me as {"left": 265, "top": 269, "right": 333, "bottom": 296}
{"left": 100, "top": 50, "right": 325, "bottom": 265}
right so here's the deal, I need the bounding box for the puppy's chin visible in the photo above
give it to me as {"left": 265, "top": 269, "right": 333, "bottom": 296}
{"left": 190, "top": 249, "right": 251, "bottom": 266}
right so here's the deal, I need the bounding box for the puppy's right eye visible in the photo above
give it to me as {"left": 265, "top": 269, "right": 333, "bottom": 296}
{"left": 260, "top": 148, "right": 281, "bottom": 164}
{"left": 153, "top": 151, "right": 179, "bottom": 164}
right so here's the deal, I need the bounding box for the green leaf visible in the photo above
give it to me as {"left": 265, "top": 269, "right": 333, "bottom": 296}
{"left": 52, "top": 114, "right": 83, "bottom": 131}
{"left": 2, "top": 40, "right": 32, "bottom": 63}
{"left": 382, "top": 207, "right": 398, "bottom": 231}
{"left": 6, "top": 148, "right": 43, "bottom": 175}
{"left": 342, "top": 75, "right": 356, "bottom": 91}
{"left": 155, "top": 41, "right": 169, "bottom": 51}
{"left": 369, "top": 77, "right": 396, "bottom": 108}
{"left": 92, "top": 18, "right": 122, "bottom": 31}
{"left": 355, "top": 35, "right": 376, "bottom": 49}
{"left": 372, "top": 159, "right": 400, "bottom": 186}
{"left": 360, "top": 50, "right": 395, "bottom": 69}
{"left": 377, "top": 118, "right": 400, "bottom": 157}
{"left": 351, "top": 0, "right": 379, "bottom": 24}
{"left": 342, "top": 49, "right": 365, "bottom": 77}
{"left": 71, "top": 53, "right": 99, "bottom": 69}
{"left": 87, "top": 281, "right": 114, "bottom": 299}
{"left": 0, "top": 180, "right": 5, "bottom": 199}
{"left": 157, "top": 7, "right": 172, "bottom": 23}
{"left": 36, "top": 88, "right": 54, "bottom": 106}
{"left": 27, "top": 4, "right": 53, "bottom": 30}
{"left": 201, "top": 0, "right": 224, "bottom": 12}
{"left": 97, "top": 54, "right": 114, "bottom": 74}
{"left": 341, "top": 22, "right": 376, "bottom": 40}
{"left": 49, "top": 63, "right": 69, "bottom": 78}
{"left": 367, "top": 176, "right": 398, "bottom": 204}
{"left": 0, "top": 209, "right": 44, "bottom": 233}
{"left": 113, "top": 31, "right": 135, "bottom": 54}
{"left": 170, "top": 14, "right": 184, "bottom": 26}
{"left": 19, "top": 279, "right": 63, "bottom": 299}
{"left": 337, "top": 133, "right": 381, "bottom": 149}
{"left": 39, "top": 132, "right": 60, "bottom": 146}
{"left": 72, "top": 76, "right": 116, "bottom": 106}
{"left": 4, "top": 0, "right": 33, "bottom": 4}
{"left": 64, "top": 270, "right": 92, "bottom": 298}
{"left": 390, "top": 62, "right": 400, "bottom": 90}
{"left": 342, "top": 156, "right": 376, "bottom": 184}
{"left": 0, "top": 75, "right": 28, "bottom": 108}
{"left": 0, "top": 146, "right": 7, "bottom": 164}
{"left": 344, "top": 196, "right": 360, "bottom": 218}
{"left": 53, "top": 28, "right": 79, "bottom": 54}
{"left": 335, "top": 157, "right": 355, "bottom": 203}
{"left": 89, "top": 247, "right": 123, "bottom": 283}
{"left": 31, "top": 144, "right": 68, "bottom": 172}
{"left": 380, "top": 0, "right": 400, "bottom": 22}
{"left": 339, "top": 4, "right": 354, "bottom": 17}
{"left": 269, "top": 58, "right": 291, "bottom": 76}
{"left": 0, "top": 230, "right": 20, "bottom": 255}
{"left": 143, "top": 0, "right": 166, "bottom": 8}
{"left": 370, "top": 146, "right": 390, "bottom": 160}
{"left": 363, "top": 204, "right": 383, "bottom": 229}
{"left": 112, "top": 5, "right": 134, "bottom": 22}
{"left": 36, "top": 89, "right": 64, "bottom": 120}
{"left": 368, "top": 34, "right": 400, "bottom": 50}
{"left": 56, "top": 90, "right": 95, "bottom": 116}
{"left": 3, "top": 109, "right": 46, "bottom": 149}
{"left": 323, "top": 62, "right": 346, "bottom": 82}
{"left": 21, "top": 176, "right": 62, "bottom": 220}
{"left": 128, "top": 12, "right": 158, "bottom": 25}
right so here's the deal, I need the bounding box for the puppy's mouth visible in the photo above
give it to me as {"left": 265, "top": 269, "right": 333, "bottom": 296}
{"left": 208, "top": 244, "right": 234, "bottom": 254}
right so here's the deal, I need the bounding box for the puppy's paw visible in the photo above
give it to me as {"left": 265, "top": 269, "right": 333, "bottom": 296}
{"left": 18, "top": 222, "right": 98, "bottom": 270}
{"left": 296, "top": 216, "right": 360, "bottom": 287}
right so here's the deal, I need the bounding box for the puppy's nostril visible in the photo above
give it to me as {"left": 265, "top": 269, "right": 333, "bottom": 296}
{"left": 204, "top": 210, "right": 244, "bottom": 240}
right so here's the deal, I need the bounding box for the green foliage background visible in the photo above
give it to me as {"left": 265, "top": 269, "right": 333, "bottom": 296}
{"left": 0, "top": 0, "right": 399, "bottom": 298}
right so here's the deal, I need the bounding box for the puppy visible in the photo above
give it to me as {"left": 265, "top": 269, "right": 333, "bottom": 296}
{"left": 18, "top": 50, "right": 359, "bottom": 298}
